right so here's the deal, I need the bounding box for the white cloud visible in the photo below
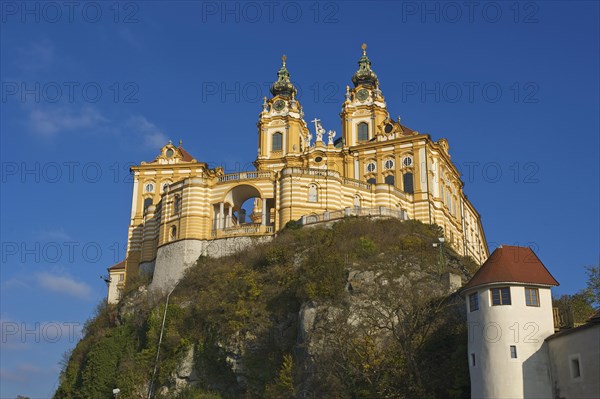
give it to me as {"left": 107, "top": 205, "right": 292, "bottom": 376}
{"left": 17, "top": 39, "right": 56, "bottom": 71}
{"left": 28, "top": 105, "right": 107, "bottom": 136}
{"left": 35, "top": 228, "right": 73, "bottom": 241}
{"left": 125, "top": 115, "right": 169, "bottom": 148}
{"left": 35, "top": 273, "right": 92, "bottom": 299}
{"left": 119, "top": 27, "right": 143, "bottom": 49}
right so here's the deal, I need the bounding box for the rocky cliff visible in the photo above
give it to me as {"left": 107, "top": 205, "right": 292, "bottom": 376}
{"left": 55, "top": 218, "right": 478, "bottom": 399}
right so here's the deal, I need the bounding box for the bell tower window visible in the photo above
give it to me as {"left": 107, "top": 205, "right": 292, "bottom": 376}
{"left": 272, "top": 132, "right": 283, "bottom": 151}
{"left": 358, "top": 122, "right": 369, "bottom": 142}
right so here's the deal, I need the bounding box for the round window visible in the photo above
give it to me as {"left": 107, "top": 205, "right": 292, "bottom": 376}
{"left": 384, "top": 159, "right": 394, "bottom": 169}
{"left": 384, "top": 123, "right": 394, "bottom": 134}
{"left": 367, "top": 162, "right": 376, "bottom": 173}
{"left": 165, "top": 148, "right": 174, "bottom": 158}
{"left": 403, "top": 157, "right": 413, "bottom": 167}
{"left": 145, "top": 183, "right": 154, "bottom": 192}
{"left": 162, "top": 183, "right": 170, "bottom": 192}
{"left": 315, "top": 156, "right": 323, "bottom": 163}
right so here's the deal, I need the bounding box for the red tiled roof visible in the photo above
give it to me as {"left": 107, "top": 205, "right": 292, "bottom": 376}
{"left": 178, "top": 146, "right": 195, "bottom": 162}
{"left": 400, "top": 123, "right": 415, "bottom": 135}
{"left": 108, "top": 260, "right": 125, "bottom": 271}
{"left": 462, "top": 245, "right": 559, "bottom": 291}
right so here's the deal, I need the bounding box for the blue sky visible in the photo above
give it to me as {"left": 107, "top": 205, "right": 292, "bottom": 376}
{"left": 1, "top": 1, "right": 598, "bottom": 397}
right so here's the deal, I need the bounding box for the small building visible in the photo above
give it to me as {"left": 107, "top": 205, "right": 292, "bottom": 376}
{"left": 461, "top": 245, "right": 599, "bottom": 399}
{"left": 546, "top": 310, "right": 600, "bottom": 398}
{"left": 106, "top": 260, "right": 125, "bottom": 304}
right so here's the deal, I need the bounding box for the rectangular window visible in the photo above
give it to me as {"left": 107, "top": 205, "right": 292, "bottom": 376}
{"left": 570, "top": 356, "right": 581, "bottom": 379}
{"left": 119, "top": 273, "right": 124, "bottom": 282}
{"left": 510, "top": 345, "right": 518, "bottom": 359}
{"left": 469, "top": 292, "right": 479, "bottom": 312}
{"left": 471, "top": 353, "right": 476, "bottom": 367}
{"left": 525, "top": 287, "right": 540, "bottom": 307}
{"left": 491, "top": 287, "right": 511, "bottom": 306}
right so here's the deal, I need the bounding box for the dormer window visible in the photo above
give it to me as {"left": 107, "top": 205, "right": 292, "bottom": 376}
{"left": 525, "top": 287, "right": 540, "bottom": 307}
{"left": 491, "top": 287, "right": 511, "bottom": 306}
{"left": 165, "top": 148, "right": 174, "bottom": 158}
{"left": 469, "top": 292, "right": 479, "bottom": 311}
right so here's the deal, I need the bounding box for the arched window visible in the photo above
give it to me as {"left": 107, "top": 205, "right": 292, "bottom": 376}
{"left": 173, "top": 195, "right": 181, "bottom": 214}
{"left": 169, "top": 226, "right": 177, "bottom": 241}
{"left": 367, "top": 177, "right": 376, "bottom": 185}
{"left": 357, "top": 122, "right": 369, "bottom": 142}
{"left": 353, "top": 195, "right": 361, "bottom": 209}
{"left": 272, "top": 132, "right": 283, "bottom": 151}
{"left": 308, "top": 184, "right": 318, "bottom": 203}
{"left": 403, "top": 172, "right": 414, "bottom": 194}
{"left": 385, "top": 174, "right": 395, "bottom": 186}
{"left": 143, "top": 197, "right": 153, "bottom": 211}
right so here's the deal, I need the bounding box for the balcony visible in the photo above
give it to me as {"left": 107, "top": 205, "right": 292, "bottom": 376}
{"left": 211, "top": 223, "right": 275, "bottom": 238}
{"left": 217, "top": 171, "right": 274, "bottom": 183}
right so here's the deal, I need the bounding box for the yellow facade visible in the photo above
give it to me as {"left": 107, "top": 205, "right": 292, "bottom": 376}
{"left": 121, "top": 45, "right": 489, "bottom": 288}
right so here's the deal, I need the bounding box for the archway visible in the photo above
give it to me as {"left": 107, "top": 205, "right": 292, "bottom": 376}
{"left": 214, "top": 184, "right": 274, "bottom": 230}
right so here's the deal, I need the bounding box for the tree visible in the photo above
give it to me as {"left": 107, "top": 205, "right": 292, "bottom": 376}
{"left": 586, "top": 265, "right": 600, "bottom": 307}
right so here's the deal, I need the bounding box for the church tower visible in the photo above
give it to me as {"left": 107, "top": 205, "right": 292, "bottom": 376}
{"left": 255, "top": 55, "right": 309, "bottom": 171}
{"left": 340, "top": 44, "right": 392, "bottom": 147}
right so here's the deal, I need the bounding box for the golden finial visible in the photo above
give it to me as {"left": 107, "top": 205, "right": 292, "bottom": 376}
{"left": 179, "top": 139, "right": 183, "bottom": 147}
{"left": 361, "top": 43, "right": 367, "bottom": 55}
{"left": 282, "top": 54, "right": 287, "bottom": 66}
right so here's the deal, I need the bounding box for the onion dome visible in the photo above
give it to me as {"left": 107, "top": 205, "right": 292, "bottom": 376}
{"left": 270, "top": 55, "right": 297, "bottom": 98}
{"left": 352, "top": 43, "right": 379, "bottom": 88}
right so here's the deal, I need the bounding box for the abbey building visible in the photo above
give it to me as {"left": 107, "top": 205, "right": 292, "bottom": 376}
{"left": 107, "top": 45, "right": 489, "bottom": 302}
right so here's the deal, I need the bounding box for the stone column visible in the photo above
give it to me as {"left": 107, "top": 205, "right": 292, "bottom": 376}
{"left": 261, "top": 199, "right": 267, "bottom": 226}
{"left": 219, "top": 202, "right": 225, "bottom": 229}
{"left": 227, "top": 206, "right": 233, "bottom": 227}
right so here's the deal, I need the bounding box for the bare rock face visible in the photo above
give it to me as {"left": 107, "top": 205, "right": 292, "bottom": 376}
{"left": 173, "top": 346, "right": 199, "bottom": 391}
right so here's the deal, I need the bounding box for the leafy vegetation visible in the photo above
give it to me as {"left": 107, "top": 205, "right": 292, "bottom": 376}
{"left": 55, "top": 218, "right": 480, "bottom": 398}
{"left": 552, "top": 265, "right": 599, "bottom": 326}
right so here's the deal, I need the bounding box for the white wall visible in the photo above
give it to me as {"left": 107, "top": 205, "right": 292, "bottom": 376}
{"left": 107, "top": 271, "right": 123, "bottom": 304}
{"left": 465, "top": 285, "right": 554, "bottom": 399}
{"left": 548, "top": 325, "right": 600, "bottom": 398}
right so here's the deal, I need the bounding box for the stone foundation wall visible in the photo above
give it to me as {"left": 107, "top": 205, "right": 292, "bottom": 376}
{"left": 149, "top": 236, "right": 273, "bottom": 292}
